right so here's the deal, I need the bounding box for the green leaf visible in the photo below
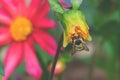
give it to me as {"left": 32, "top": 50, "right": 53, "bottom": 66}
{"left": 97, "top": 21, "right": 120, "bottom": 38}
{"left": 71, "top": 0, "right": 83, "bottom": 10}
{"left": 102, "top": 39, "right": 118, "bottom": 80}
{"left": 98, "top": 0, "right": 112, "bottom": 14}
{"left": 15, "top": 63, "right": 25, "bottom": 74}
{"left": 35, "top": 44, "right": 52, "bottom": 80}
{"left": 49, "top": 0, "right": 64, "bottom": 14}
{"left": 0, "top": 75, "right": 2, "bottom": 80}
{"left": 35, "top": 44, "right": 53, "bottom": 65}
{"left": 0, "top": 61, "right": 4, "bottom": 76}
{"left": 59, "top": 51, "right": 73, "bottom": 63}
{"left": 102, "top": 41, "right": 114, "bottom": 59}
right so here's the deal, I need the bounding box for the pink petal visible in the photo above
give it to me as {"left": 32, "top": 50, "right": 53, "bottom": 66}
{"left": 35, "top": 0, "right": 50, "bottom": 18}
{"left": 33, "top": 18, "right": 56, "bottom": 29}
{"left": 0, "top": 9, "right": 12, "bottom": 25}
{"left": 0, "top": 0, "right": 18, "bottom": 18}
{"left": 24, "top": 40, "right": 42, "bottom": 79}
{"left": 12, "top": 0, "right": 26, "bottom": 16}
{"left": 32, "top": 0, "right": 50, "bottom": 22}
{"left": 33, "top": 31, "right": 57, "bottom": 56}
{"left": 0, "top": 27, "right": 12, "bottom": 46}
{"left": 26, "top": 0, "right": 42, "bottom": 19}
{"left": 32, "top": 0, "right": 56, "bottom": 28}
{"left": 3, "top": 42, "right": 23, "bottom": 79}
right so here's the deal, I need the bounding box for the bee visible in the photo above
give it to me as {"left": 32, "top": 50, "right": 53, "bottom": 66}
{"left": 71, "top": 36, "right": 89, "bottom": 55}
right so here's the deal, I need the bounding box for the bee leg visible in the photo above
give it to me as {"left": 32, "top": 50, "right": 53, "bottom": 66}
{"left": 71, "top": 45, "right": 76, "bottom": 55}
{"left": 83, "top": 44, "right": 89, "bottom": 51}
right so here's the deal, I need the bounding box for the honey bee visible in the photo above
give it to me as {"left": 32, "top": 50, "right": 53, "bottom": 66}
{"left": 71, "top": 36, "right": 89, "bottom": 55}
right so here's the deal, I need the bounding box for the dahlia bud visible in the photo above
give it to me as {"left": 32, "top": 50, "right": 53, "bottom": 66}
{"left": 49, "top": 0, "right": 92, "bottom": 52}
{"left": 62, "top": 10, "right": 92, "bottom": 47}
{"left": 48, "top": 60, "right": 66, "bottom": 76}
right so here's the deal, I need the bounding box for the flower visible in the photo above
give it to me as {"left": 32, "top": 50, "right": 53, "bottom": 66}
{"left": 0, "top": 0, "right": 57, "bottom": 79}
{"left": 48, "top": 60, "right": 66, "bottom": 76}
{"left": 49, "top": 0, "right": 92, "bottom": 48}
{"left": 62, "top": 10, "right": 92, "bottom": 48}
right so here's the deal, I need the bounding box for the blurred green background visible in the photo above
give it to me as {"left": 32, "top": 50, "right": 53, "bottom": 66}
{"left": 50, "top": 0, "right": 120, "bottom": 80}
{"left": 0, "top": 0, "right": 120, "bottom": 80}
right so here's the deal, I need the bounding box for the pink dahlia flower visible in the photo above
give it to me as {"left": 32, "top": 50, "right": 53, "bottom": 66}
{"left": 0, "top": 0, "right": 57, "bottom": 79}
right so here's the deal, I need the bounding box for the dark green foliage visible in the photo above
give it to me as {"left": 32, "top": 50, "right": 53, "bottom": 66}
{"left": 0, "top": 61, "right": 4, "bottom": 76}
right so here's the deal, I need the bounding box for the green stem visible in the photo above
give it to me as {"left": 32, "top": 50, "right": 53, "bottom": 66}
{"left": 49, "top": 34, "right": 63, "bottom": 80}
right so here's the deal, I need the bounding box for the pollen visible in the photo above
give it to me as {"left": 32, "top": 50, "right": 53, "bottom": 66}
{"left": 75, "top": 26, "right": 88, "bottom": 39}
{"left": 10, "top": 17, "right": 32, "bottom": 41}
{"left": 69, "top": 26, "right": 88, "bottom": 42}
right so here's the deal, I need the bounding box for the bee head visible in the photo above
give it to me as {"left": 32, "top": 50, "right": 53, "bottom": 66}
{"left": 72, "top": 36, "right": 82, "bottom": 45}
{"left": 75, "top": 39, "right": 82, "bottom": 45}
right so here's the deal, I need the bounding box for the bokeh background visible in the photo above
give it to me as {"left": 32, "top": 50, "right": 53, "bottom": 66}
{"left": 0, "top": 0, "right": 120, "bottom": 80}
{"left": 52, "top": 0, "right": 120, "bottom": 80}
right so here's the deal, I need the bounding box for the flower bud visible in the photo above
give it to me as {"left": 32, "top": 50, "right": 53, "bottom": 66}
{"left": 48, "top": 61, "right": 66, "bottom": 76}
{"left": 62, "top": 10, "right": 92, "bottom": 47}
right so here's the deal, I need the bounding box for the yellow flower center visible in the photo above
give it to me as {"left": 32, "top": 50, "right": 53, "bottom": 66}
{"left": 10, "top": 17, "right": 32, "bottom": 41}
